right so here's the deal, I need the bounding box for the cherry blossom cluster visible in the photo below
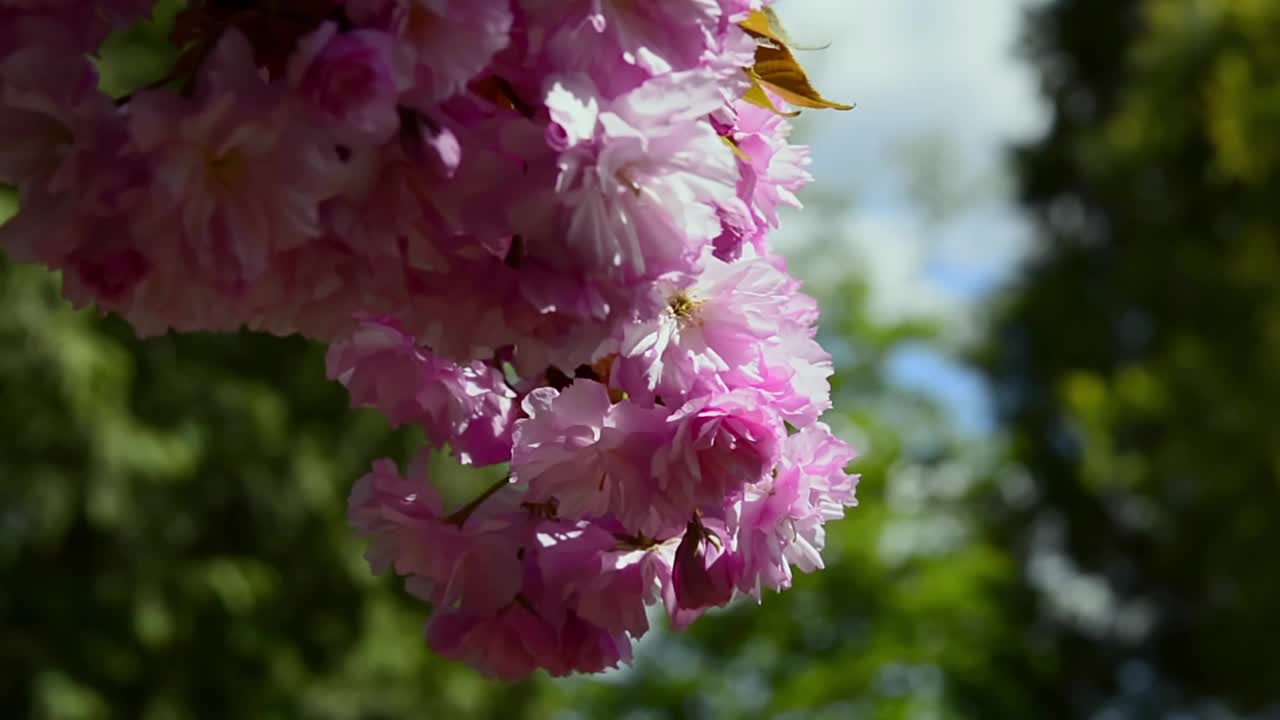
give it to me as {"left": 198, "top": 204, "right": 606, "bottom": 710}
{"left": 0, "top": 0, "right": 859, "bottom": 678}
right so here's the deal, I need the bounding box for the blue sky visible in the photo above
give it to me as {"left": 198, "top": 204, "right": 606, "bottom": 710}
{"left": 772, "top": 0, "right": 1051, "bottom": 434}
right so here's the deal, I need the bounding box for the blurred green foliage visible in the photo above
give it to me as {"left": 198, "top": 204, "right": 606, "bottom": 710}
{"left": 2, "top": 255, "right": 571, "bottom": 719}
{"left": 982, "top": 0, "right": 1280, "bottom": 716}
{"left": 1, "top": 188, "right": 15, "bottom": 223}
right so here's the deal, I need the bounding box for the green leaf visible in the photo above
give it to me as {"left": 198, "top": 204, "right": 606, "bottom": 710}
{"left": 0, "top": 185, "right": 16, "bottom": 224}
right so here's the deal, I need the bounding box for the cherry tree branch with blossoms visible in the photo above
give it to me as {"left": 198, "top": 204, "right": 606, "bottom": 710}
{"left": 0, "top": 0, "right": 858, "bottom": 679}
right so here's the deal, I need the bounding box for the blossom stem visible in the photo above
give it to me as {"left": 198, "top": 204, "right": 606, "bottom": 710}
{"left": 445, "top": 475, "right": 512, "bottom": 527}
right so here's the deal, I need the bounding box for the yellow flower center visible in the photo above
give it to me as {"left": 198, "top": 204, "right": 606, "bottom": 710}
{"left": 668, "top": 292, "right": 703, "bottom": 322}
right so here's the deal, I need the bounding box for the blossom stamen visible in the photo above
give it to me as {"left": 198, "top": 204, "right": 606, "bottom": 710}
{"left": 668, "top": 292, "right": 703, "bottom": 321}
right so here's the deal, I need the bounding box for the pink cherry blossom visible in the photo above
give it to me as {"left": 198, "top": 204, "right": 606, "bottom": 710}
{"left": 289, "top": 23, "right": 409, "bottom": 147}
{"left": 733, "top": 424, "right": 858, "bottom": 598}
{"left": 0, "top": 0, "right": 858, "bottom": 680}
{"left": 327, "top": 316, "right": 517, "bottom": 465}
{"left": 616, "top": 251, "right": 814, "bottom": 402}
{"left": 544, "top": 71, "right": 740, "bottom": 280}
{"left": 511, "top": 381, "right": 679, "bottom": 534}
{"left": 128, "top": 30, "right": 339, "bottom": 296}
{"left": 734, "top": 97, "right": 814, "bottom": 228}
{"left": 346, "top": 0, "right": 513, "bottom": 106}
{"left": 0, "top": 23, "right": 103, "bottom": 190}
{"left": 0, "top": 1, "right": 150, "bottom": 53}
{"left": 348, "top": 451, "right": 526, "bottom": 613}
{"left": 425, "top": 603, "right": 559, "bottom": 680}
{"left": 661, "top": 388, "right": 783, "bottom": 519}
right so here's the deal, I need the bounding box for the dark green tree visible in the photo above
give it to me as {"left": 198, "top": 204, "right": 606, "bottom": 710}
{"left": 985, "top": 0, "right": 1280, "bottom": 715}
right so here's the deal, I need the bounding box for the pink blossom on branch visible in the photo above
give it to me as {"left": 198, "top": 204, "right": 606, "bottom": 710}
{"left": 129, "top": 30, "right": 339, "bottom": 297}
{"left": 0, "top": 0, "right": 859, "bottom": 680}
{"left": 733, "top": 424, "right": 860, "bottom": 598}
{"left": 511, "top": 380, "right": 675, "bottom": 535}
{"left": 346, "top": 0, "right": 514, "bottom": 107}
{"left": 541, "top": 70, "right": 740, "bottom": 281}
{"left": 288, "top": 22, "right": 409, "bottom": 148}
{"left": 327, "top": 316, "right": 517, "bottom": 466}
